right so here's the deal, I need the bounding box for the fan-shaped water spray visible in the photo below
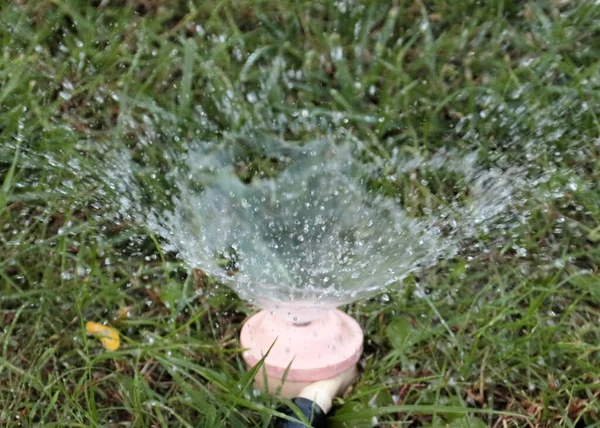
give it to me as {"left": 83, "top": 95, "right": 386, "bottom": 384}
{"left": 118, "top": 137, "right": 529, "bottom": 323}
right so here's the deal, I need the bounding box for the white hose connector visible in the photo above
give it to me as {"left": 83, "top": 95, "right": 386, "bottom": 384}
{"left": 297, "top": 366, "right": 357, "bottom": 413}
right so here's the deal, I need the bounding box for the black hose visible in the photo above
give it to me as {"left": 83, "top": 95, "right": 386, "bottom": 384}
{"left": 273, "top": 397, "right": 327, "bottom": 428}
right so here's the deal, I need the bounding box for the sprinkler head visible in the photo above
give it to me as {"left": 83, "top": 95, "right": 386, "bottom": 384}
{"left": 240, "top": 309, "right": 363, "bottom": 399}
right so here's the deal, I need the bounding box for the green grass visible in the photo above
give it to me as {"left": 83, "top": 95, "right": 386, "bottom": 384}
{"left": 1, "top": 0, "right": 599, "bottom": 426}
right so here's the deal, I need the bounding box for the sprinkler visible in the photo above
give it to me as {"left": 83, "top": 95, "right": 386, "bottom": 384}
{"left": 240, "top": 308, "right": 363, "bottom": 425}
{"left": 129, "top": 139, "right": 527, "bottom": 424}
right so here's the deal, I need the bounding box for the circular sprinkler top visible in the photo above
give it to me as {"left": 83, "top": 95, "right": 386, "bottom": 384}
{"left": 140, "top": 137, "right": 524, "bottom": 321}
{"left": 240, "top": 309, "right": 363, "bottom": 382}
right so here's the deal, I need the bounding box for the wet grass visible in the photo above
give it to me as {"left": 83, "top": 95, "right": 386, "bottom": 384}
{"left": 1, "top": 0, "right": 600, "bottom": 426}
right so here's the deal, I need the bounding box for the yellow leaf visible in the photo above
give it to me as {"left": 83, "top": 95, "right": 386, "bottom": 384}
{"left": 85, "top": 321, "right": 120, "bottom": 351}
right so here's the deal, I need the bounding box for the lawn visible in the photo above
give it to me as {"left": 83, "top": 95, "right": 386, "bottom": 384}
{"left": 1, "top": 0, "right": 599, "bottom": 427}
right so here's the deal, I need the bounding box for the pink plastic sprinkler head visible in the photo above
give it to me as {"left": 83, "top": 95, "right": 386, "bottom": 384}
{"left": 240, "top": 307, "right": 363, "bottom": 405}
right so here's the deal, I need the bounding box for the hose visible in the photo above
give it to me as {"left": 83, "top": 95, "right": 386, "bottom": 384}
{"left": 274, "top": 397, "right": 327, "bottom": 428}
